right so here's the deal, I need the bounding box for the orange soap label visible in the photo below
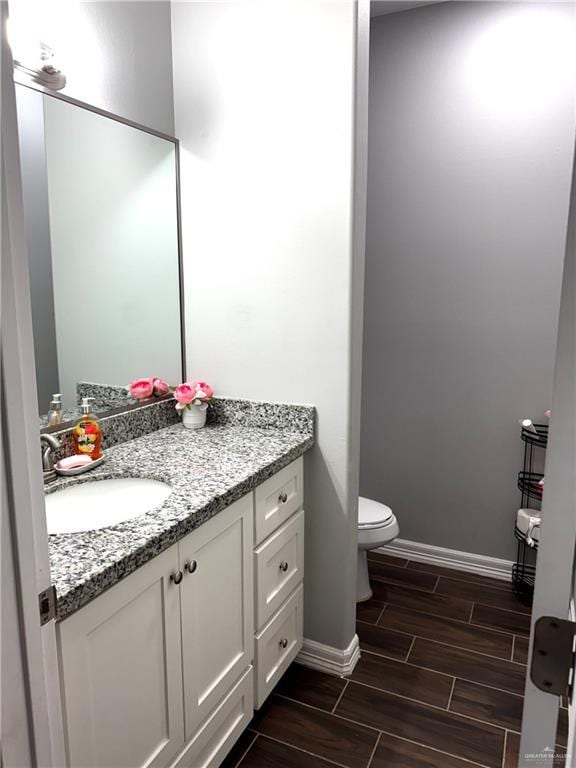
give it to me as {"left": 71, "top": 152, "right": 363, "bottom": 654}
{"left": 75, "top": 420, "right": 100, "bottom": 457}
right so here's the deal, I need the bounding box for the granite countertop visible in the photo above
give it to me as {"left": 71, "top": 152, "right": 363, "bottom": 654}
{"left": 49, "top": 421, "right": 314, "bottom": 621}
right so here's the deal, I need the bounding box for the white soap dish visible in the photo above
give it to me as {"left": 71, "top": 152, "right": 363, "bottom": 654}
{"left": 55, "top": 455, "right": 106, "bottom": 477}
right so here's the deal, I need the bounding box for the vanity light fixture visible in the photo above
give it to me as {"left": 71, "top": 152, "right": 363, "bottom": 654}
{"left": 13, "top": 40, "right": 66, "bottom": 90}
{"left": 7, "top": 4, "right": 66, "bottom": 90}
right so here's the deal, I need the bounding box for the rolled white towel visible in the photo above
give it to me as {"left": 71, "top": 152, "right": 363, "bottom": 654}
{"left": 516, "top": 508, "right": 541, "bottom": 547}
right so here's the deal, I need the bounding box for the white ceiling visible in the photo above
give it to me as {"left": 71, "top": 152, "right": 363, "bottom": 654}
{"left": 370, "top": 1, "right": 446, "bottom": 17}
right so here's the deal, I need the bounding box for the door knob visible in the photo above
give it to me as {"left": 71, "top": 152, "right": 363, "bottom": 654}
{"left": 170, "top": 570, "right": 183, "bottom": 585}
{"left": 279, "top": 561, "right": 289, "bottom": 572}
{"left": 279, "top": 638, "right": 288, "bottom": 649}
{"left": 184, "top": 560, "right": 198, "bottom": 574}
{"left": 278, "top": 493, "right": 288, "bottom": 504}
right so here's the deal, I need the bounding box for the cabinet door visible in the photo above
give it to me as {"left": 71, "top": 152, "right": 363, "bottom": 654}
{"left": 58, "top": 545, "right": 184, "bottom": 768}
{"left": 179, "top": 495, "right": 254, "bottom": 739}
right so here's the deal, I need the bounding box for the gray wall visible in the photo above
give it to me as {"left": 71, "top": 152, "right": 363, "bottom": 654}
{"left": 361, "top": 2, "right": 575, "bottom": 560}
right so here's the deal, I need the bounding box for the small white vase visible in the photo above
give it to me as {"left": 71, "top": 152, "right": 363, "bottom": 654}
{"left": 182, "top": 405, "right": 207, "bottom": 430}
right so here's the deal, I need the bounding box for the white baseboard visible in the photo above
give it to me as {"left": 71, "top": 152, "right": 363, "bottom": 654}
{"left": 380, "top": 538, "right": 513, "bottom": 582}
{"left": 295, "top": 633, "right": 360, "bottom": 677}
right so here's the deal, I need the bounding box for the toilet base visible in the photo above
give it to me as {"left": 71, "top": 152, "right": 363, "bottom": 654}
{"left": 356, "top": 550, "right": 373, "bottom": 602}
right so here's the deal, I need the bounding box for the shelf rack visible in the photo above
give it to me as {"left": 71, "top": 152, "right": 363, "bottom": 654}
{"left": 513, "top": 423, "right": 548, "bottom": 606}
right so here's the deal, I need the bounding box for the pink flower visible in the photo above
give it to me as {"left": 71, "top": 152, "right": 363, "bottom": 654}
{"left": 174, "top": 383, "right": 196, "bottom": 407}
{"left": 174, "top": 380, "right": 214, "bottom": 412}
{"left": 190, "top": 381, "right": 214, "bottom": 401}
{"left": 153, "top": 378, "right": 170, "bottom": 396}
{"left": 129, "top": 377, "right": 154, "bottom": 400}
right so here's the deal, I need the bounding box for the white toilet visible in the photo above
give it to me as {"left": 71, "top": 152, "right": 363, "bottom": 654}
{"left": 357, "top": 496, "right": 399, "bottom": 602}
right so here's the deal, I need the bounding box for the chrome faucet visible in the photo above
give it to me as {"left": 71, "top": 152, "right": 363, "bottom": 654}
{"left": 41, "top": 433, "right": 61, "bottom": 483}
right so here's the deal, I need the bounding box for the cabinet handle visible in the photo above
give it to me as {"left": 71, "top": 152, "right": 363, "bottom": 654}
{"left": 170, "top": 570, "right": 183, "bottom": 585}
{"left": 279, "top": 638, "right": 288, "bottom": 649}
{"left": 278, "top": 492, "right": 288, "bottom": 504}
{"left": 279, "top": 561, "right": 289, "bottom": 572}
{"left": 184, "top": 560, "right": 197, "bottom": 574}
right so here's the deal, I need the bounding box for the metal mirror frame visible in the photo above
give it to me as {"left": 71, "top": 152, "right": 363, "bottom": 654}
{"left": 15, "top": 77, "right": 186, "bottom": 434}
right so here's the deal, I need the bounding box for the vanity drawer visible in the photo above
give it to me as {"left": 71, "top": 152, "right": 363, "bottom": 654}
{"left": 170, "top": 666, "right": 253, "bottom": 768}
{"left": 254, "top": 509, "right": 304, "bottom": 629}
{"left": 255, "top": 457, "right": 303, "bottom": 545}
{"left": 254, "top": 585, "right": 303, "bottom": 709}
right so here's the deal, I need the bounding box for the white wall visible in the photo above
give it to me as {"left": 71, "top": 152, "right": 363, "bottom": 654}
{"left": 172, "top": 0, "right": 364, "bottom": 651}
{"left": 9, "top": 0, "right": 175, "bottom": 135}
{"left": 362, "top": 2, "right": 576, "bottom": 559}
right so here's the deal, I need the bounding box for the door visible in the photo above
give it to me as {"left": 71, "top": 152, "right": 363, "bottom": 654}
{"left": 2, "top": 7, "right": 67, "bottom": 765}
{"left": 179, "top": 494, "right": 253, "bottom": 739}
{"left": 58, "top": 545, "right": 185, "bottom": 768}
{"left": 519, "top": 144, "right": 576, "bottom": 765}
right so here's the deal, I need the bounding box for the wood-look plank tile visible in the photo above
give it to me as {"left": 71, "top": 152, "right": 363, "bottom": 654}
{"left": 238, "top": 735, "right": 341, "bottom": 768}
{"left": 407, "top": 562, "right": 513, "bottom": 591}
{"left": 368, "top": 551, "right": 408, "bottom": 567}
{"left": 351, "top": 650, "right": 453, "bottom": 708}
{"left": 449, "top": 679, "right": 523, "bottom": 732}
{"left": 275, "top": 664, "right": 347, "bottom": 712}
{"left": 372, "top": 732, "right": 485, "bottom": 768}
{"left": 368, "top": 561, "right": 438, "bottom": 592}
{"left": 253, "top": 695, "right": 378, "bottom": 768}
{"left": 356, "top": 620, "right": 414, "bottom": 660}
{"left": 408, "top": 638, "right": 527, "bottom": 695}
{"left": 220, "top": 729, "right": 257, "bottom": 767}
{"left": 503, "top": 732, "right": 520, "bottom": 768}
{"left": 356, "top": 598, "right": 385, "bottom": 624}
{"left": 436, "top": 578, "right": 530, "bottom": 614}
{"left": 379, "top": 605, "right": 513, "bottom": 660}
{"left": 504, "top": 732, "right": 567, "bottom": 768}
{"left": 336, "top": 681, "right": 505, "bottom": 768}
{"left": 472, "top": 604, "right": 531, "bottom": 636}
{"left": 371, "top": 580, "right": 473, "bottom": 622}
{"left": 513, "top": 635, "right": 529, "bottom": 664}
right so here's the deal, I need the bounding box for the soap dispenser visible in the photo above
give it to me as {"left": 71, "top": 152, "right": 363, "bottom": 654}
{"left": 73, "top": 397, "right": 102, "bottom": 459}
{"left": 47, "top": 393, "right": 63, "bottom": 426}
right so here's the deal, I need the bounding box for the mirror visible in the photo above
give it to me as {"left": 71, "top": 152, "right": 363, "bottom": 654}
{"left": 16, "top": 85, "right": 184, "bottom": 428}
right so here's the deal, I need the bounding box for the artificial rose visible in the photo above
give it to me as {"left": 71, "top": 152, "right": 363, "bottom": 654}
{"left": 174, "top": 383, "right": 196, "bottom": 409}
{"left": 129, "top": 377, "right": 154, "bottom": 400}
{"left": 153, "top": 378, "right": 170, "bottom": 396}
{"left": 190, "top": 381, "right": 214, "bottom": 401}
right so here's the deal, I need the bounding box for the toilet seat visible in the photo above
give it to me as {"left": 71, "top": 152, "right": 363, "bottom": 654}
{"left": 358, "top": 496, "right": 394, "bottom": 530}
{"left": 357, "top": 495, "right": 400, "bottom": 601}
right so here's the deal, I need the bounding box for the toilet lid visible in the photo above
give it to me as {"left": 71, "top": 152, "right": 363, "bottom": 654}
{"left": 358, "top": 496, "right": 394, "bottom": 529}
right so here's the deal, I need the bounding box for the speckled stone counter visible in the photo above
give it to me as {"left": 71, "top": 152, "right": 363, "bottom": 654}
{"left": 48, "top": 418, "right": 314, "bottom": 621}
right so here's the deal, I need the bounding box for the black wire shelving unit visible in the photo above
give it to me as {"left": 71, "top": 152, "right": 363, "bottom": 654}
{"left": 512, "top": 424, "right": 548, "bottom": 606}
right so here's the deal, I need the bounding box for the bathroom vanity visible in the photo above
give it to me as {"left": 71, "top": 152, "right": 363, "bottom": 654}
{"left": 16, "top": 76, "right": 314, "bottom": 768}
{"left": 47, "top": 406, "right": 312, "bottom": 768}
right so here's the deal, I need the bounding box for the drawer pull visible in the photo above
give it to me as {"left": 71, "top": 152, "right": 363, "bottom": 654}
{"left": 184, "top": 560, "right": 197, "bottom": 574}
{"left": 279, "top": 638, "right": 289, "bottom": 649}
{"left": 278, "top": 492, "right": 288, "bottom": 504}
{"left": 279, "top": 561, "right": 289, "bottom": 572}
{"left": 170, "top": 570, "right": 183, "bottom": 585}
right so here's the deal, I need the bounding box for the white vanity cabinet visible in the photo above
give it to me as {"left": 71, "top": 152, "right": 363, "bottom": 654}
{"left": 57, "top": 544, "right": 185, "bottom": 768}
{"left": 252, "top": 456, "right": 305, "bottom": 708}
{"left": 57, "top": 458, "right": 305, "bottom": 768}
{"left": 177, "top": 496, "right": 253, "bottom": 747}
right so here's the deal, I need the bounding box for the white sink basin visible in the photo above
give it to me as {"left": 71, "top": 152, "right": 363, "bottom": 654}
{"left": 45, "top": 477, "right": 172, "bottom": 534}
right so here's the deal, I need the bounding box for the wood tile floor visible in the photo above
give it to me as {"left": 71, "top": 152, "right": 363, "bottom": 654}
{"left": 222, "top": 553, "right": 568, "bottom": 768}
